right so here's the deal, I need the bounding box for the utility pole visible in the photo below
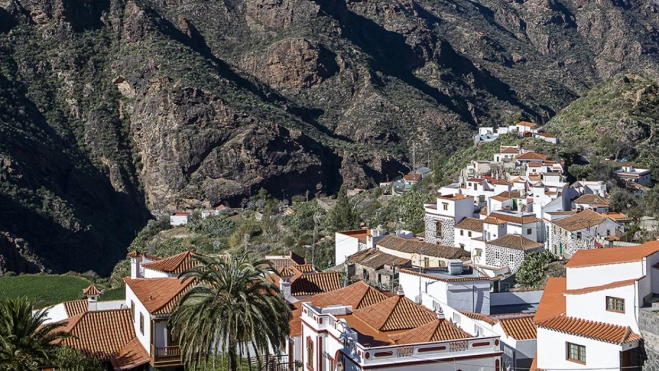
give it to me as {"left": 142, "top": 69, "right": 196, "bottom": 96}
{"left": 411, "top": 141, "right": 417, "bottom": 170}
{"left": 306, "top": 190, "right": 309, "bottom": 202}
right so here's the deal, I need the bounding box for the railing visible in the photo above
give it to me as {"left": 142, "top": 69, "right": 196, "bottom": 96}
{"left": 249, "top": 354, "right": 290, "bottom": 371}
{"left": 151, "top": 345, "right": 182, "bottom": 366}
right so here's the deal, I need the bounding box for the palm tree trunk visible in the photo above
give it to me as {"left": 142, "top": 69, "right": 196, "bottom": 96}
{"left": 229, "top": 342, "right": 238, "bottom": 371}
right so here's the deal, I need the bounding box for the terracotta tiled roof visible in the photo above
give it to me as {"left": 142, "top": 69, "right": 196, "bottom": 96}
{"left": 537, "top": 314, "right": 641, "bottom": 344}
{"left": 573, "top": 194, "right": 610, "bottom": 205}
{"left": 377, "top": 236, "right": 466, "bottom": 259}
{"left": 564, "top": 277, "right": 642, "bottom": 295}
{"left": 279, "top": 266, "right": 298, "bottom": 278}
{"left": 347, "top": 248, "right": 411, "bottom": 270}
{"left": 528, "top": 162, "right": 543, "bottom": 168}
{"left": 602, "top": 212, "right": 631, "bottom": 222}
{"left": 500, "top": 147, "right": 519, "bottom": 154}
{"left": 124, "top": 277, "right": 194, "bottom": 315}
{"left": 487, "top": 234, "right": 544, "bottom": 251}
{"left": 437, "top": 194, "right": 473, "bottom": 200}
{"left": 517, "top": 121, "right": 537, "bottom": 127}
{"left": 57, "top": 309, "right": 147, "bottom": 367}
{"left": 268, "top": 251, "right": 307, "bottom": 270}
{"left": 533, "top": 277, "right": 566, "bottom": 323}
{"left": 535, "top": 132, "right": 555, "bottom": 138}
{"left": 404, "top": 173, "right": 422, "bottom": 181}
{"left": 552, "top": 209, "right": 609, "bottom": 232}
{"left": 82, "top": 284, "right": 102, "bottom": 296}
{"left": 493, "top": 191, "right": 522, "bottom": 200}
{"left": 458, "top": 310, "right": 496, "bottom": 325}
{"left": 564, "top": 241, "right": 659, "bottom": 268}
{"left": 292, "top": 264, "right": 315, "bottom": 273}
{"left": 289, "top": 281, "right": 390, "bottom": 337}
{"left": 390, "top": 319, "right": 471, "bottom": 344}
{"left": 516, "top": 152, "right": 547, "bottom": 161}
{"left": 487, "top": 212, "right": 539, "bottom": 224}
{"left": 353, "top": 294, "right": 437, "bottom": 331}
{"left": 172, "top": 212, "right": 190, "bottom": 216}
{"left": 63, "top": 299, "right": 88, "bottom": 317}
{"left": 141, "top": 250, "right": 200, "bottom": 274}
{"left": 111, "top": 338, "right": 150, "bottom": 371}
{"left": 498, "top": 315, "right": 536, "bottom": 340}
{"left": 455, "top": 218, "right": 484, "bottom": 232}
{"left": 291, "top": 272, "right": 342, "bottom": 296}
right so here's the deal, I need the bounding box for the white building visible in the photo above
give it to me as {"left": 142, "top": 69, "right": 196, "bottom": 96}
{"left": 454, "top": 217, "right": 484, "bottom": 251}
{"left": 570, "top": 180, "right": 607, "bottom": 197}
{"left": 516, "top": 121, "right": 537, "bottom": 134}
{"left": 546, "top": 209, "right": 622, "bottom": 256}
{"left": 301, "top": 287, "right": 502, "bottom": 371}
{"left": 615, "top": 164, "right": 651, "bottom": 184}
{"left": 572, "top": 194, "right": 610, "bottom": 213}
{"left": 335, "top": 228, "right": 390, "bottom": 266}
{"left": 493, "top": 146, "right": 520, "bottom": 163}
{"left": 169, "top": 212, "right": 190, "bottom": 226}
{"left": 533, "top": 132, "right": 558, "bottom": 144}
{"left": 532, "top": 241, "right": 659, "bottom": 370}
{"left": 424, "top": 194, "right": 475, "bottom": 246}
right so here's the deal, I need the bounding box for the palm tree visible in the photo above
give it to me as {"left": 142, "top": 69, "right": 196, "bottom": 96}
{"left": 170, "top": 254, "right": 292, "bottom": 371}
{"left": 0, "top": 297, "right": 71, "bottom": 371}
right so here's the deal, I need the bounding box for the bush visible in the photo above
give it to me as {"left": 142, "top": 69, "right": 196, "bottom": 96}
{"left": 52, "top": 346, "right": 103, "bottom": 371}
{"left": 515, "top": 251, "right": 555, "bottom": 289}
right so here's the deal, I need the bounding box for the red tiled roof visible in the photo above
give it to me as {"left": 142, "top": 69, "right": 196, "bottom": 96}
{"left": 498, "top": 315, "right": 537, "bottom": 340}
{"left": 268, "top": 251, "right": 307, "bottom": 270}
{"left": 291, "top": 272, "right": 341, "bottom": 296}
{"left": 564, "top": 278, "right": 641, "bottom": 295}
{"left": 565, "top": 241, "right": 659, "bottom": 268}
{"left": 573, "top": 194, "right": 610, "bottom": 205}
{"left": 57, "top": 309, "right": 147, "bottom": 367}
{"left": 126, "top": 251, "right": 162, "bottom": 260}
{"left": 533, "top": 278, "right": 566, "bottom": 323}
{"left": 83, "top": 284, "right": 102, "bottom": 296}
{"left": 124, "top": 277, "right": 194, "bottom": 314}
{"left": 500, "top": 147, "right": 519, "bottom": 154}
{"left": 353, "top": 294, "right": 437, "bottom": 331}
{"left": 516, "top": 152, "right": 547, "bottom": 161}
{"left": 141, "top": 250, "right": 200, "bottom": 274}
{"left": 389, "top": 318, "right": 471, "bottom": 344}
{"left": 534, "top": 132, "right": 555, "bottom": 138}
{"left": 172, "top": 212, "right": 189, "bottom": 216}
{"left": 63, "top": 299, "right": 88, "bottom": 317}
{"left": 458, "top": 310, "right": 495, "bottom": 325}
{"left": 537, "top": 314, "right": 641, "bottom": 344}
{"left": 517, "top": 121, "right": 537, "bottom": 127}
{"left": 111, "top": 338, "right": 150, "bottom": 370}
{"left": 404, "top": 173, "right": 422, "bottom": 181}
{"left": 437, "top": 194, "right": 473, "bottom": 200}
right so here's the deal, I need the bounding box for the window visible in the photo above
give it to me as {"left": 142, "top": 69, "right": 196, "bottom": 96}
{"left": 424, "top": 257, "right": 430, "bottom": 268}
{"left": 606, "top": 296, "right": 625, "bottom": 312}
{"left": 130, "top": 301, "right": 135, "bottom": 322}
{"left": 436, "top": 222, "right": 442, "bottom": 237}
{"left": 474, "top": 249, "right": 482, "bottom": 257}
{"left": 576, "top": 232, "right": 582, "bottom": 239}
{"left": 139, "top": 313, "right": 144, "bottom": 335}
{"left": 606, "top": 229, "right": 611, "bottom": 236}
{"left": 495, "top": 251, "right": 500, "bottom": 260}
{"left": 306, "top": 338, "right": 314, "bottom": 369}
{"left": 566, "top": 342, "right": 586, "bottom": 363}
{"left": 509, "top": 253, "right": 514, "bottom": 263}
{"left": 468, "top": 231, "right": 472, "bottom": 237}
{"left": 460, "top": 230, "right": 464, "bottom": 236}
{"left": 526, "top": 228, "right": 532, "bottom": 235}
{"left": 442, "top": 203, "right": 449, "bottom": 211}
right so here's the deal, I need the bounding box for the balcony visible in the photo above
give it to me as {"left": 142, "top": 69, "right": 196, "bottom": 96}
{"left": 151, "top": 345, "right": 182, "bottom": 367}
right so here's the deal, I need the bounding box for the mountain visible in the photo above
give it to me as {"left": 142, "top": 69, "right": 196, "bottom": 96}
{"left": 545, "top": 73, "right": 659, "bottom": 178}
{"left": 0, "top": 0, "right": 658, "bottom": 274}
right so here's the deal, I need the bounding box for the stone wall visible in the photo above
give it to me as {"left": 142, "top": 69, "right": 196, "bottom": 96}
{"left": 424, "top": 213, "right": 455, "bottom": 246}
{"left": 640, "top": 308, "right": 659, "bottom": 370}
{"left": 485, "top": 244, "right": 533, "bottom": 274}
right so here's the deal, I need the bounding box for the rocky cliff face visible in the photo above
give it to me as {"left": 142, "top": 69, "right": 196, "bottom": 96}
{"left": 0, "top": 0, "right": 658, "bottom": 273}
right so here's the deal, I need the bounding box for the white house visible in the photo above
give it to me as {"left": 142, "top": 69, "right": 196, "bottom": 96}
{"left": 546, "top": 209, "right": 622, "bottom": 256}
{"left": 424, "top": 194, "right": 475, "bottom": 246}
{"left": 534, "top": 132, "right": 558, "bottom": 144}
{"left": 532, "top": 241, "right": 659, "bottom": 370}
{"left": 615, "top": 164, "right": 651, "bottom": 184}
{"left": 570, "top": 180, "right": 607, "bottom": 197}
{"left": 335, "top": 228, "right": 390, "bottom": 266}
{"left": 572, "top": 194, "right": 610, "bottom": 213}
{"left": 516, "top": 121, "right": 537, "bottom": 134}
{"left": 169, "top": 212, "right": 190, "bottom": 226}
{"left": 301, "top": 287, "right": 503, "bottom": 371}
{"left": 454, "top": 217, "right": 484, "bottom": 251}
{"left": 493, "top": 146, "right": 520, "bottom": 163}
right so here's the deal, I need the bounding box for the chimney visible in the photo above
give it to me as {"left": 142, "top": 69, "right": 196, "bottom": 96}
{"left": 279, "top": 268, "right": 294, "bottom": 301}
{"left": 435, "top": 306, "right": 445, "bottom": 320}
{"left": 83, "top": 284, "right": 101, "bottom": 311}
{"left": 397, "top": 285, "right": 405, "bottom": 297}
{"left": 129, "top": 251, "right": 142, "bottom": 279}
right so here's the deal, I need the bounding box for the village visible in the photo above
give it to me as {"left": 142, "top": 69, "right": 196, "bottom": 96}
{"left": 22, "top": 121, "right": 659, "bottom": 371}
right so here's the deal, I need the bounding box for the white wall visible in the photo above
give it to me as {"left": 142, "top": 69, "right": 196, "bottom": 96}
{"left": 566, "top": 262, "right": 643, "bottom": 290}
{"left": 455, "top": 229, "right": 482, "bottom": 252}
{"left": 144, "top": 268, "right": 172, "bottom": 279}
{"left": 536, "top": 327, "right": 629, "bottom": 370}
{"left": 170, "top": 215, "right": 189, "bottom": 226}
{"left": 125, "top": 285, "right": 152, "bottom": 354}
{"left": 490, "top": 291, "right": 543, "bottom": 307}
{"left": 483, "top": 222, "right": 506, "bottom": 241}
{"left": 507, "top": 223, "right": 538, "bottom": 242}
{"left": 565, "top": 285, "right": 638, "bottom": 332}
{"left": 43, "top": 303, "right": 69, "bottom": 324}
{"left": 335, "top": 233, "right": 361, "bottom": 266}
{"left": 446, "top": 281, "right": 491, "bottom": 314}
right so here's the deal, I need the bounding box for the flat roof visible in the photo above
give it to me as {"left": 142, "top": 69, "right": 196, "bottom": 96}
{"left": 400, "top": 267, "right": 488, "bottom": 282}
